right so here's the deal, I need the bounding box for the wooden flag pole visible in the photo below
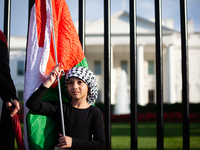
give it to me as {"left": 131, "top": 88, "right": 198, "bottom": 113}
{"left": 49, "top": 0, "right": 66, "bottom": 137}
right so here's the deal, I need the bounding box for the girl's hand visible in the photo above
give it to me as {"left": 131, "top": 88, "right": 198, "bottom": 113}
{"left": 48, "top": 64, "right": 62, "bottom": 82}
{"left": 57, "top": 133, "right": 72, "bottom": 148}
{"left": 43, "top": 64, "right": 63, "bottom": 88}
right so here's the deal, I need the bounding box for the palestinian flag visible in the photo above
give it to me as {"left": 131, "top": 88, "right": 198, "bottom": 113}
{"left": 24, "top": 0, "right": 88, "bottom": 149}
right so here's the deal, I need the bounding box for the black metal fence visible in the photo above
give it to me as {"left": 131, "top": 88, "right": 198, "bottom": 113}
{"left": 4, "top": 0, "right": 189, "bottom": 150}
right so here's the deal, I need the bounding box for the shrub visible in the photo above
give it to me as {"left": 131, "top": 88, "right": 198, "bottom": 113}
{"left": 110, "top": 112, "right": 200, "bottom": 123}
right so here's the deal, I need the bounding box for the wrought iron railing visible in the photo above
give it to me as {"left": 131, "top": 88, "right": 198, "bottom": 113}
{"left": 3, "top": 0, "right": 189, "bottom": 150}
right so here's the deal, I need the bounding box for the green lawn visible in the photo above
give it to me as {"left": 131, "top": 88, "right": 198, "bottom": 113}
{"left": 111, "top": 122, "right": 200, "bottom": 150}
{"left": 15, "top": 122, "right": 200, "bottom": 150}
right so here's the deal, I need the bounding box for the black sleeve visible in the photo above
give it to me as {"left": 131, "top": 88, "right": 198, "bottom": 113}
{"left": 71, "top": 109, "right": 106, "bottom": 150}
{"left": 0, "top": 41, "right": 18, "bottom": 103}
{"left": 26, "top": 84, "right": 59, "bottom": 115}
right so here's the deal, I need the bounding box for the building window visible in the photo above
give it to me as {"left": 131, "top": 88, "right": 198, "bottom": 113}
{"left": 121, "top": 61, "right": 128, "bottom": 73}
{"left": 17, "top": 61, "right": 25, "bottom": 75}
{"left": 148, "top": 61, "right": 154, "bottom": 75}
{"left": 94, "top": 61, "right": 101, "bottom": 75}
{"left": 148, "top": 90, "right": 154, "bottom": 103}
{"left": 96, "top": 90, "right": 101, "bottom": 102}
{"left": 17, "top": 90, "right": 24, "bottom": 101}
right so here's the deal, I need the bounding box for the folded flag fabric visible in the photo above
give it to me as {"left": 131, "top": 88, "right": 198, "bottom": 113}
{"left": 24, "top": 0, "right": 88, "bottom": 149}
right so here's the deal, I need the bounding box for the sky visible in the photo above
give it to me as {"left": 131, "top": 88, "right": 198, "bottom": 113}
{"left": 0, "top": 0, "right": 199, "bottom": 36}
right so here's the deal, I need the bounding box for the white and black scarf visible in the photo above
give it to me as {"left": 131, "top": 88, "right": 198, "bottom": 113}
{"left": 65, "top": 67, "right": 98, "bottom": 105}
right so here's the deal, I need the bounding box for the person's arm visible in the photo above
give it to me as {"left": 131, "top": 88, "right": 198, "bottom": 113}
{"left": 70, "top": 109, "right": 106, "bottom": 150}
{"left": 0, "top": 41, "right": 18, "bottom": 103}
{"left": 26, "top": 65, "right": 62, "bottom": 115}
{"left": 26, "top": 83, "right": 61, "bottom": 115}
{"left": 0, "top": 39, "right": 21, "bottom": 117}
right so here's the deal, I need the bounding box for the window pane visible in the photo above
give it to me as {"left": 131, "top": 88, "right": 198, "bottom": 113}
{"left": 121, "top": 61, "right": 128, "bottom": 73}
{"left": 17, "top": 61, "right": 24, "bottom": 75}
{"left": 148, "top": 90, "right": 154, "bottom": 103}
{"left": 148, "top": 61, "right": 154, "bottom": 74}
{"left": 17, "top": 90, "right": 24, "bottom": 101}
{"left": 94, "top": 61, "right": 101, "bottom": 75}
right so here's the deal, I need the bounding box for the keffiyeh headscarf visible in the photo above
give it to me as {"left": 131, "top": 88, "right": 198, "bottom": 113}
{"left": 65, "top": 67, "right": 98, "bottom": 105}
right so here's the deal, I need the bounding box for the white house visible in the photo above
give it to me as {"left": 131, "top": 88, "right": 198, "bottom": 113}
{"left": 83, "top": 11, "right": 200, "bottom": 105}
{"left": 1, "top": 11, "right": 200, "bottom": 116}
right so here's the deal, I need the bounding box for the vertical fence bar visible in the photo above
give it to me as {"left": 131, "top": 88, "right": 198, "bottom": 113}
{"left": 104, "top": 0, "right": 111, "bottom": 150}
{"left": 3, "top": 0, "right": 11, "bottom": 52}
{"left": 129, "top": 0, "right": 138, "bottom": 150}
{"left": 78, "top": 0, "right": 85, "bottom": 53}
{"left": 154, "top": 0, "right": 163, "bottom": 149}
{"left": 180, "top": 0, "right": 190, "bottom": 149}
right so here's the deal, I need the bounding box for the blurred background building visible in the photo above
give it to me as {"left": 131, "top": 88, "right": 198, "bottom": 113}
{"left": 5, "top": 11, "right": 200, "bottom": 107}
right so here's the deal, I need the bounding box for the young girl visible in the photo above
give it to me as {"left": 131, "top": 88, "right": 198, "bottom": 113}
{"left": 26, "top": 66, "right": 105, "bottom": 150}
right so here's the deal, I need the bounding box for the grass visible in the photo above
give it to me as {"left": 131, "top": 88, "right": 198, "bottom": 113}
{"left": 111, "top": 122, "right": 200, "bottom": 150}
{"left": 15, "top": 122, "right": 200, "bottom": 150}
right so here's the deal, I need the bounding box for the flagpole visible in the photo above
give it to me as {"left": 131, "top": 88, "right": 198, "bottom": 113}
{"left": 49, "top": 0, "right": 66, "bottom": 137}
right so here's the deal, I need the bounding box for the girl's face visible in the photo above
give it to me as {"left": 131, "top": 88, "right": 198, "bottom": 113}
{"left": 67, "top": 77, "right": 88, "bottom": 101}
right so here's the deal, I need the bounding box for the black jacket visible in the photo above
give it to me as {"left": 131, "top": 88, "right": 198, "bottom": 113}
{"left": 0, "top": 31, "right": 18, "bottom": 150}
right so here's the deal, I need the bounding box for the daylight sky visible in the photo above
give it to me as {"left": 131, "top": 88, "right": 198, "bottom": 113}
{"left": 0, "top": 0, "right": 199, "bottom": 36}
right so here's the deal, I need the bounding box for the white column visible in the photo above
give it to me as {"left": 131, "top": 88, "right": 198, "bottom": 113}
{"left": 137, "top": 45, "right": 145, "bottom": 105}
{"left": 111, "top": 45, "right": 115, "bottom": 104}
{"left": 167, "top": 44, "right": 176, "bottom": 103}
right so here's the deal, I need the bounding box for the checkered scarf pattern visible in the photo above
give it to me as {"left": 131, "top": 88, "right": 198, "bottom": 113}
{"left": 65, "top": 67, "right": 98, "bottom": 105}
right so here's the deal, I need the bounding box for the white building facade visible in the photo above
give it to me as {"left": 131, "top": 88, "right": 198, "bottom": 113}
{"left": 3, "top": 11, "right": 200, "bottom": 108}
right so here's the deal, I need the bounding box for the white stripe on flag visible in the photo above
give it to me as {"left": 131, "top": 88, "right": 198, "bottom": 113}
{"left": 24, "top": 1, "right": 52, "bottom": 149}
